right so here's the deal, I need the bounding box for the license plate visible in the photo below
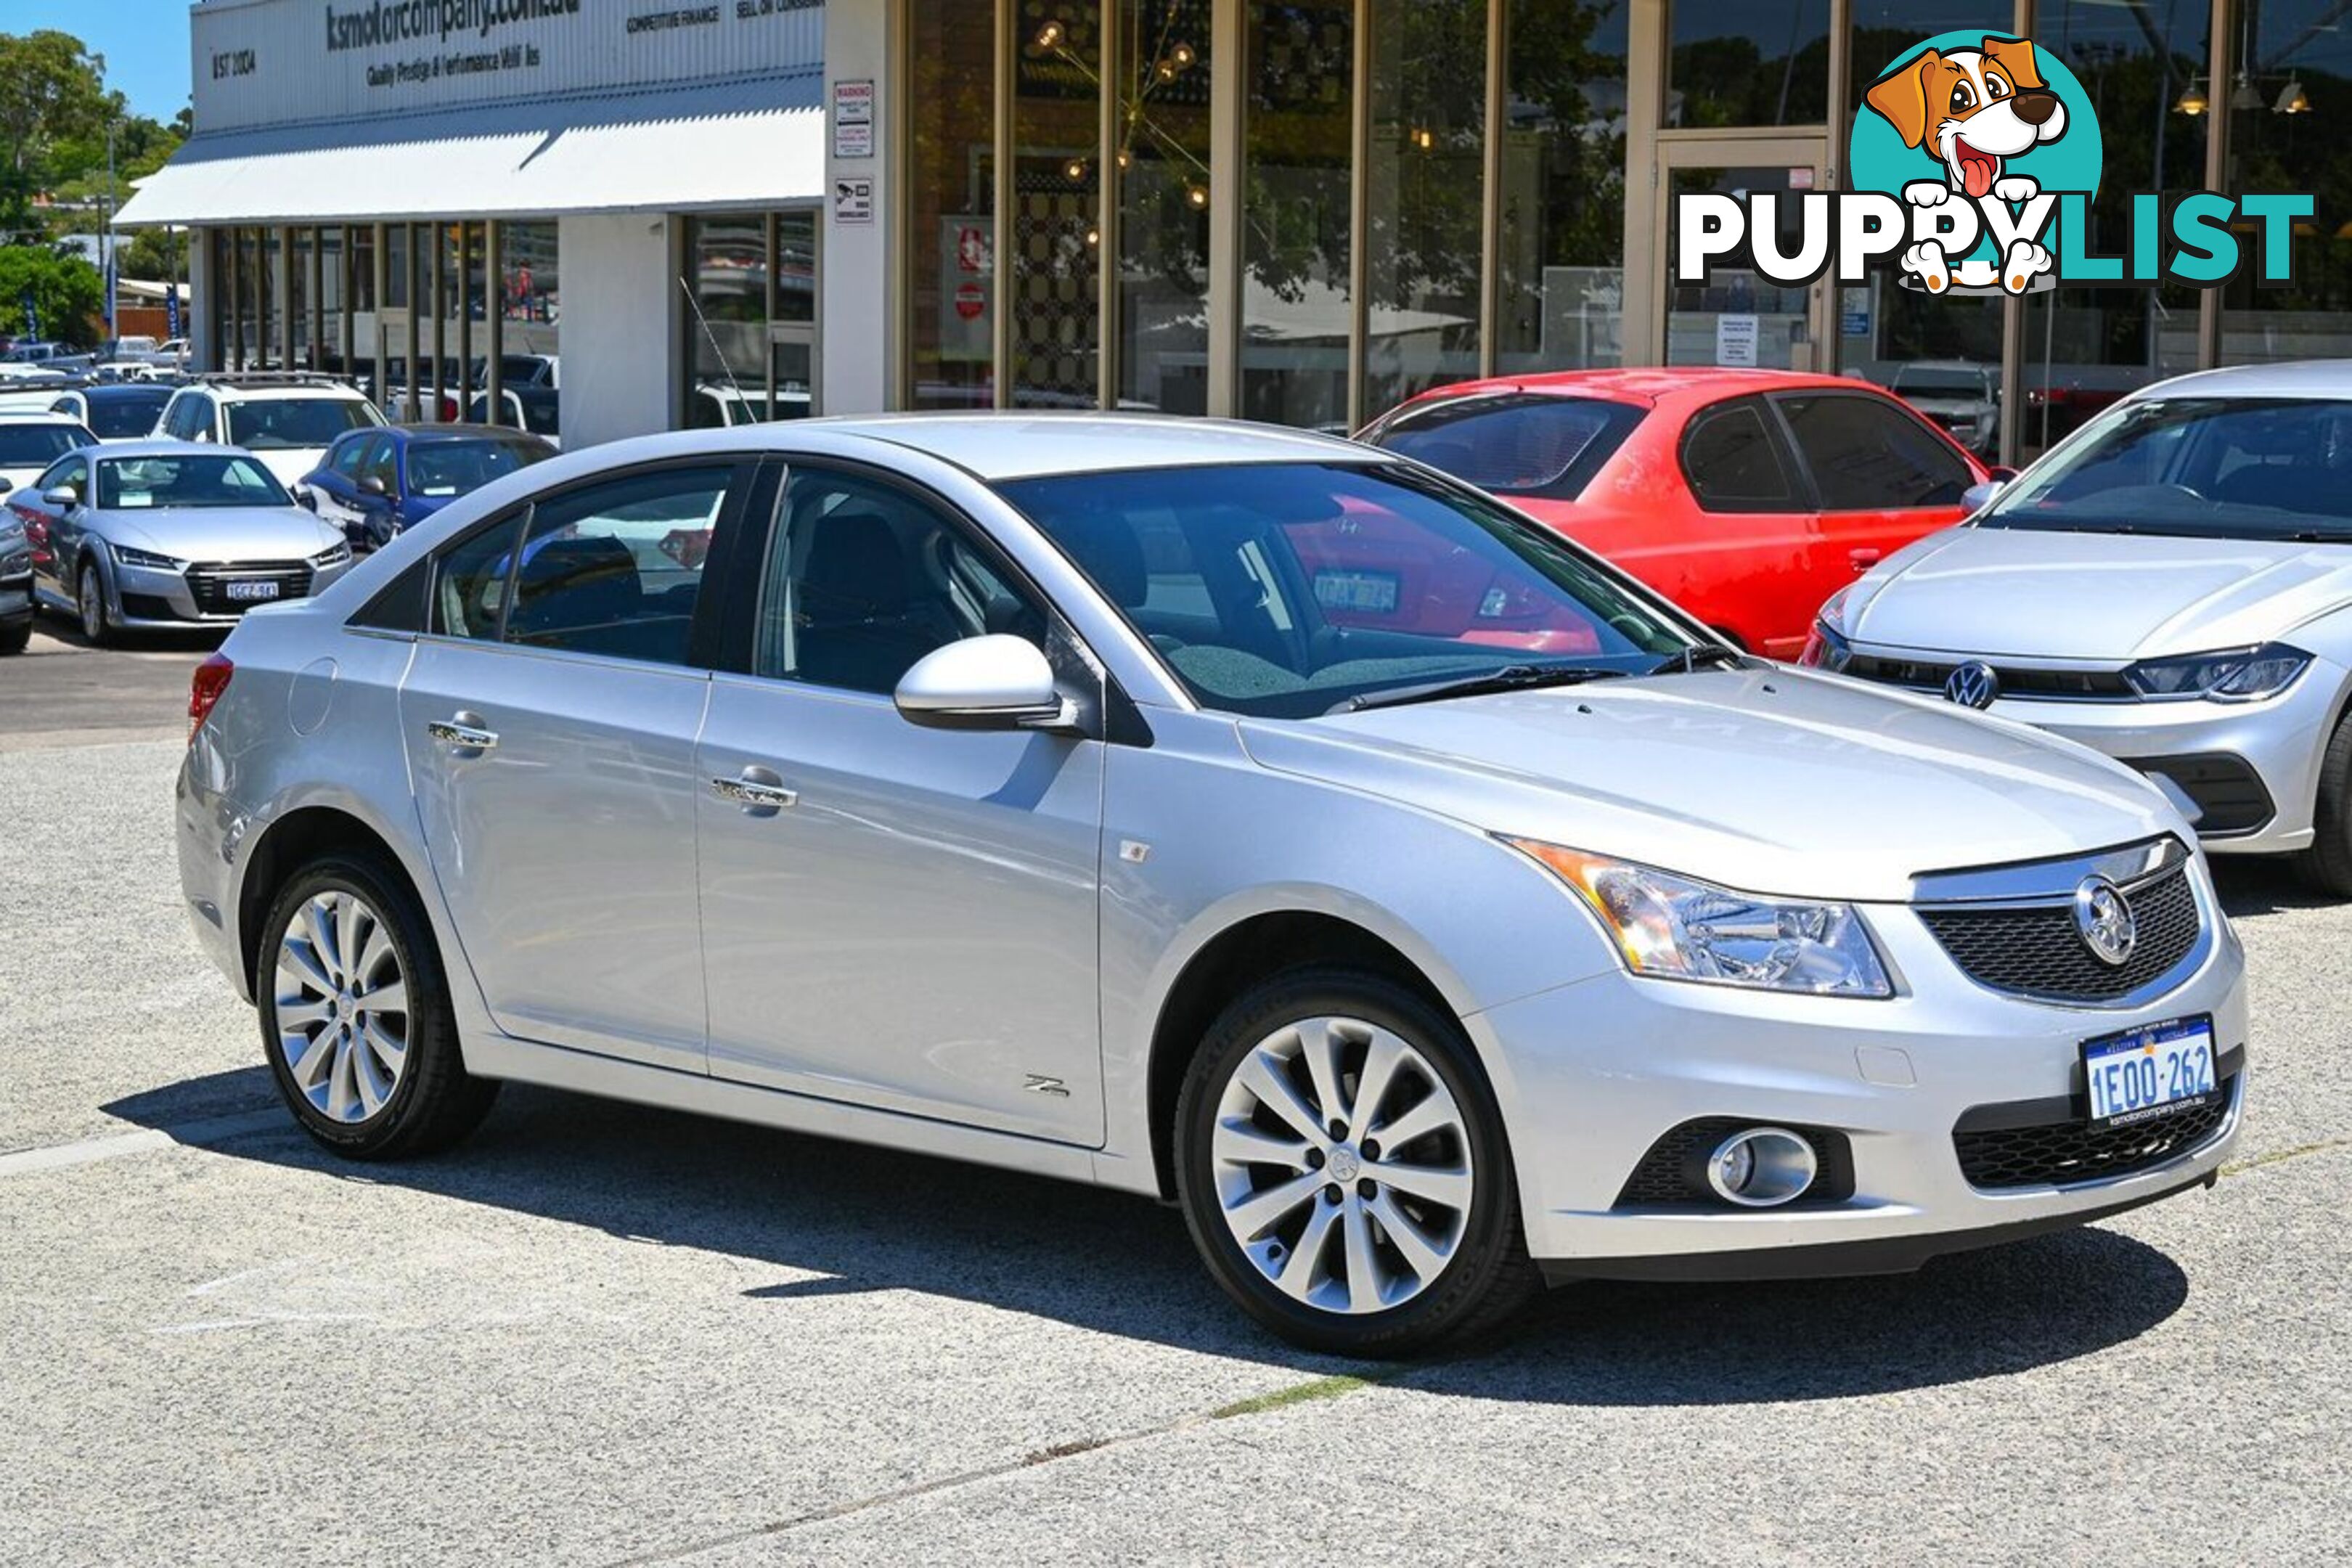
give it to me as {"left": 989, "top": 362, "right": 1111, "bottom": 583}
{"left": 2081, "top": 1015, "right": 2218, "bottom": 1130}
{"left": 224, "top": 579, "right": 279, "bottom": 603}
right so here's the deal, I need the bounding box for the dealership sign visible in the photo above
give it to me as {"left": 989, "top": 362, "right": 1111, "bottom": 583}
{"left": 1677, "top": 31, "right": 2314, "bottom": 297}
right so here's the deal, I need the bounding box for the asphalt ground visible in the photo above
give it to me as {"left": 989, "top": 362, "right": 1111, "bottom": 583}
{"left": 1, "top": 633, "right": 2348, "bottom": 1565}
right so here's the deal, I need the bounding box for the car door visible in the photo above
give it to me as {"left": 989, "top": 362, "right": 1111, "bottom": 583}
{"left": 1769, "top": 391, "right": 1977, "bottom": 595}
{"left": 1671, "top": 395, "right": 1824, "bottom": 657}
{"left": 693, "top": 460, "right": 1107, "bottom": 1144}
{"left": 15, "top": 455, "right": 83, "bottom": 592}
{"left": 397, "top": 458, "right": 751, "bottom": 1073}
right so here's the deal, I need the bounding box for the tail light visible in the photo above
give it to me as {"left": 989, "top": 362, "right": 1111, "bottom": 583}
{"left": 189, "top": 653, "right": 234, "bottom": 744}
{"left": 438, "top": 395, "right": 460, "bottom": 422}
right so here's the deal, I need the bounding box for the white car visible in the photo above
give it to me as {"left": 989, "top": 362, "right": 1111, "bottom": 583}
{"left": 155, "top": 375, "right": 387, "bottom": 488}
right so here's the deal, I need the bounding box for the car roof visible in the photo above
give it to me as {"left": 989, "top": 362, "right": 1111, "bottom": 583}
{"left": 196, "top": 382, "right": 369, "bottom": 401}
{"left": 0, "top": 412, "right": 86, "bottom": 425}
{"left": 781, "top": 413, "right": 1381, "bottom": 480}
{"left": 2128, "top": 360, "right": 2352, "bottom": 401}
{"left": 81, "top": 438, "right": 258, "bottom": 460}
{"left": 1382, "top": 367, "right": 1882, "bottom": 415}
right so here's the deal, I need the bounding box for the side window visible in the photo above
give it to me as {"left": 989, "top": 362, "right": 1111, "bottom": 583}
{"left": 327, "top": 436, "right": 370, "bottom": 479}
{"left": 1776, "top": 393, "right": 1972, "bottom": 510}
{"left": 182, "top": 395, "right": 217, "bottom": 442}
{"left": 502, "top": 465, "right": 731, "bottom": 665}
{"left": 32, "top": 457, "right": 81, "bottom": 497}
{"left": 1681, "top": 400, "right": 1800, "bottom": 513}
{"left": 756, "top": 470, "right": 1048, "bottom": 696}
{"left": 432, "top": 512, "right": 525, "bottom": 641}
{"left": 363, "top": 437, "right": 399, "bottom": 491}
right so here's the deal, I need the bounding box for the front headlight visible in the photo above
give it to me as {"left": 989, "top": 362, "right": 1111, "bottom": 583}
{"left": 110, "top": 542, "right": 182, "bottom": 571}
{"left": 1508, "top": 841, "right": 1894, "bottom": 997}
{"left": 310, "top": 542, "right": 353, "bottom": 568}
{"left": 2123, "top": 642, "right": 2310, "bottom": 703}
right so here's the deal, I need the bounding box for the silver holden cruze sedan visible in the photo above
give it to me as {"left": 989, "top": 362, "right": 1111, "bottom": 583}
{"left": 1806, "top": 362, "right": 2352, "bottom": 897}
{"left": 12, "top": 440, "right": 354, "bottom": 644}
{"left": 176, "top": 415, "right": 2246, "bottom": 1355}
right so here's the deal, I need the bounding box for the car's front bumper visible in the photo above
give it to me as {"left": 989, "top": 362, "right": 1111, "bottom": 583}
{"left": 1467, "top": 858, "right": 2247, "bottom": 1276}
{"left": 1, "top": 568, "right": 29, "bottom": 624}
{"left": 109, "top": 556, "right": 351, "bottom": 629}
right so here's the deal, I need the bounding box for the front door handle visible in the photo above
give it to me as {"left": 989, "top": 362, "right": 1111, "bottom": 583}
{"left": 1848, "top": 547, "right": 1882, "bottom": 571}
{"left": 427, "top": 713, "right": 499, "bottom": 753}
{"left": 711, "top": 768, "right": 797, "bottom": 814}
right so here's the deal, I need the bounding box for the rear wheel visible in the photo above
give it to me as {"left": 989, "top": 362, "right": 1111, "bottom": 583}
{"left": 2297, "top": 711, "right": 2352, "bottom": 897}
{"left": 257, "top": 853, "right": 498, "bottom": 1159}
{"left": 1174, "top": 968, "right": 1539, "bottom": 1357}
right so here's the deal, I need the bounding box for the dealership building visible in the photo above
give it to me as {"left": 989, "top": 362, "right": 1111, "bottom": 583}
{"left": 123, "top": 0, "right": 2352, "bottom": 461}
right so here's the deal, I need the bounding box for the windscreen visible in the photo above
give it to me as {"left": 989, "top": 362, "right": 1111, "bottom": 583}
{"left": 995, "top": 461, "right": 1692, "bottom": 719}
{"left": 1892, "top": 368, "right": 1989, "bottom": 396}
{"left": 85, "top": 392, "right": 171, "bottom": 439}
{"left": 0, "top": 425, "right": 86, "bottom": 466}
{"left": 96, "top": 454, "right": 292, "bottom": 510}
{"left": 225, "top": 397, "right": 380, "bottom": 449}
{"left": 1365, "top": 393, "right": 1645, "bottom": 500}
{"left": 1983, "top": 396, "right": 2352, "bottom": 540}
{"left": 407, "top": 437, "right": 551, "bottom": 497}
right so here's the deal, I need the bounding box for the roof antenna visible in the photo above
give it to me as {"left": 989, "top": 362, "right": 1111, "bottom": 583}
{"left": 677, "top": 274, "right": 755, "bottom": 426}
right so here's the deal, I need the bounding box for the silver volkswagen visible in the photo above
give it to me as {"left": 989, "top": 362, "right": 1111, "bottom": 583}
{"left": 176, "top": 416, "right": 2245, "bottom": 1355}
{"left": 12, "top": 440, "right": 353, "bottom": 643}
{"left": 1808, "top": 362, "right": 2352, "bottom": 895}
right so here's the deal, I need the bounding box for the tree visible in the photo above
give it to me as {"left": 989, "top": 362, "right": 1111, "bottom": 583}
{"left": 0, "top": 245, "right": 105, "bottom": 348}
{"left": 0, "top": 30, "right": 109, "bottom": 235}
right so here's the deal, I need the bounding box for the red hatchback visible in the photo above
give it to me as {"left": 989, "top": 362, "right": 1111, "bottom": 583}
{"left": 1360, "top": 369, "right": 1993, "bottom": 659}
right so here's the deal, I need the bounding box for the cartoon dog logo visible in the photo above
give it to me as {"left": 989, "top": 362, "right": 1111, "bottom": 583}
{"left": 1863, "top": 36, "right": 2067, "bottom": 295}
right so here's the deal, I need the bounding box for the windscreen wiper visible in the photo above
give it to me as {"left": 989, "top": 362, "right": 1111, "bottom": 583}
{"left": 1644, "top": 644, "right": 1749, "bottom": 677}
{"left": 1332, "top": 663, "right": 1626, "bottom": 714}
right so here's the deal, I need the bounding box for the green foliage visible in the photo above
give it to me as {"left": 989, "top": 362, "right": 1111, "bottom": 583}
{"left": 0, "top": 29, "right": 110, "bottom": 234}
{"left": 0, "top": 244, "right": 105, "bottom": 348}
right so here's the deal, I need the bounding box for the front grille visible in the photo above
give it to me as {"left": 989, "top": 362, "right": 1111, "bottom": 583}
{"left": 1845, "top": 653, "right": 2135, "bottom": 701}
{"left": 1614, "top": 1118, "right": 1855, "bottom": 1209}
{"left": 1953, "top": 1077, "right": 2234, "bottom": 1189}
{"left": 1919, "top": 862, "right": 2202, "bottom": 1003}
{"left": 185, "top": 560, "right": 311, "bottom": 617}
{"left": 2122, "top": 753, "right": 2276, "bottom": 838}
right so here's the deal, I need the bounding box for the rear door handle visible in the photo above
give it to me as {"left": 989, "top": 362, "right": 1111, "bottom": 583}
{"left": 711, "top": 768, "right": 797, "bottom": 814}
{"left": 428, "top": 713, "right": 499, "bottom": 752}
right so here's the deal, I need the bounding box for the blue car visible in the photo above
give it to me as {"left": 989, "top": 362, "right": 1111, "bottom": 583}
{"left": 296, "top": 422, "right": 557, "bottom": 551}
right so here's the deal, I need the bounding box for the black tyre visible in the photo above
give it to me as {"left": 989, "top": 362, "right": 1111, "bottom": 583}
{"left": 1174, "top": 967, "right": 1540, "bottom": 1357}
{"left": 0, "top": 614, "right": 28, "bottom": 656}
{"left": 2298, "top": 710, "right": 2352, "bottom": 898}
{"left": 76, "top": 560, "right": 114, "bottom": 647}
{"left": 256, "top": 852, "right": 498, "bottom": 1159}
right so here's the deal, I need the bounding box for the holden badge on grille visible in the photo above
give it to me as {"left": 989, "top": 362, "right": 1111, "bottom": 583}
{"left": 2072, "top": 875, "right": 2139, "bottom": 967}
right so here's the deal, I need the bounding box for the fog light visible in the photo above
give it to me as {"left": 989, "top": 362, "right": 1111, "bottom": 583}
{"left": 1706, "top": 1127, "right": 1818, "bottom": 1207}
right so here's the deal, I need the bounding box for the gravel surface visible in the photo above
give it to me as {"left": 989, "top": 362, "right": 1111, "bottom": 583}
{"left": 1, "top": 677, "right": 2344, "bottom": 1566}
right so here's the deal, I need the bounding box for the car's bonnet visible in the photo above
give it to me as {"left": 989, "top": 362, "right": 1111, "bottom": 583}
{"left": 98, "top": 503, "right": 340, "bottom": 561}
{"left": 1239, "top": 667, "right": 2177, "bottom": 903}
{"left": 1850, "top": 524, "right": 2352, "bottom": 659}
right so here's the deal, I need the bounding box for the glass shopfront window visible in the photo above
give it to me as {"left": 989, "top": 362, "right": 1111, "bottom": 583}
{"left": 1241, "top": 0, "right": 1357, "bottom": 430}
{"left": 1116, "top": 0, "right": 1212, "bottom": 413}
{"left": 1013, "top": 1, "right": 1105, "bottom": 407}
{"left": 2221, "top": 1, "right": 2352, "bottom": 362}
{"left": 1361, "top": 0, "right": 1486, "bottom": 416}
{"left": 2022, "top": 1, "right": 2210, "bottom": 457}
{"left": 1669, "top": 0, "right": 1830, "bottom": 127}
{"left": 1495, "top": 0, "right": 1628, "bottom": 375}
{"left": 909, "top": 1, "right": 997, "bottom": 407}
{"left": 682, "top": 211, "right": 818, "bottom": 429}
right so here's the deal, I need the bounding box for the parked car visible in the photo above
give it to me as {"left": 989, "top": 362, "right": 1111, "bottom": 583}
{"left": 14, "top": 441, "right": 351, "bottom": 644}
{"left": 465, "top": 386, "right": 560, "bottom": 445}
{"left": 177, "top": 415, "right": 2242, "bottom": 1355}
{"left": 468, "top": 353, "right": 559, "bottom": 389}
{"left": 1359, "top": 370, "right": 1992, "bottom": 658}
{"left": 0, "top": 500, "right": 28, "bottom": 654}
{"left": 688, "top": 380, "right": 809, "bottom": 428}
{"left": 0, "top": 413, "right": 99, "bottom": 499}
{"left": 1808, "top": 360, "right": 2352, "bottom": 895}
{"left": 1888, "top": 360, "right": 2000, "bottom": 457}
{"left": 48, "top": 383, "right": 174, "bottom": 442}
{"left": 297, "top": 423, "right": 558, "bottom": 551}
{"left": 154, "top": 375, "right": 387, "bottom": 489}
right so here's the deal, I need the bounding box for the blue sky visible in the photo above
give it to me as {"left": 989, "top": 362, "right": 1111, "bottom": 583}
{"left": 5, "top": 0, "right": 193, "bottom": 123}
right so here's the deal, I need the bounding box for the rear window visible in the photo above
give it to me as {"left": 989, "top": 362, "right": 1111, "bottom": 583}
{"left": 1367, "top": 393, "right": 1645, "bottom": 500}
{"left": 0, "top": 424, "right": 86, "bottom": 466}
{"left": 86, "top": 392, "right": 170, "bottom": 439}
{"left": 226, "top": 396, "right": 381, "bottom": 450}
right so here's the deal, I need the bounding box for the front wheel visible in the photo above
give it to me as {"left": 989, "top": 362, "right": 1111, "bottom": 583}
{"left": 1174, "top": 968, "right": 1538, "bottom": 1357}
{"left": 257, "top": 853, "right": 499, "bottom": 1159}
{"left": 76, "top": 561, "right": 113, "bottom": 647}
{"left": 2297, "top": 711, "right": 2352, "bottom": 897}
{"left": 0, "top": 615, "right": 28, "bottom": 656}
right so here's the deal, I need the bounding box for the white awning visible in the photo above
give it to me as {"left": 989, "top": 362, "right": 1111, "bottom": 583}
{"left": 117, "top": 74, "right": 823, "bottom": 228}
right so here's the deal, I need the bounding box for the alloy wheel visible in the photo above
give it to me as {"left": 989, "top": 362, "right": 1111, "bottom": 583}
{"left": 78, "top": 568, "right": 104, "bottom": 641}
{"left": 272, "top": 891, "right": 410, "bottom": 1123}
{"left": 1209, "top": 1015, "right": 1474, "bottom": 1315}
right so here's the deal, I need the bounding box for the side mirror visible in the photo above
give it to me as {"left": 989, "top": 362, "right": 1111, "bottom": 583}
{"left": 294, "top": 487, "right": 318, "bottom": 513}
{"left": 42, "top": 484, "right": 78, "bottom": 508}
{"left": 894, "top": 634, "right": 1074, "bottom": 732}
{"left": 0, "top": 476, "right": 12, "bottom": 496}
{"left": 1960, "top": 478, "right": 2009, "bottom": 514}
{"left": 358, "top": 475, "right": 388, "bottom": 498}
{"left": 1985, "top": 465, "right": 2019, "bottom": 482}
